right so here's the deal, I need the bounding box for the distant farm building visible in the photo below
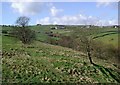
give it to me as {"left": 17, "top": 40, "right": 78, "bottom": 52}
{"left": 50, "top": 25, "right": 66, "bottom": 30}
{"left": 86, "top": 25, "right": 90, "bottom": 28}
{"left": 37, "top": 24, "right": 41, "bottom": 26}
{"left": 57, "top": 25, "right": 65, "bottom": 29}
{"left": 113, "top": 25, "right": 119, "bottom": 28}
{"left": 99, "top": 26, "right": 103, "bottom": 28}
{"left": 84, "top": 25, "right": 93, "bottom": 28}
{"left": 50, "top": 26, "right": 58, "bottom": 30}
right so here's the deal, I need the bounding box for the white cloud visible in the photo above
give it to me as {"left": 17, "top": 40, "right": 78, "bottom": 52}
{"left": 11, "top": 2, "right": 48, "bottom": 15}
{"left": 50, "top": 6, "right": 63, "bottom": 16}
{"left": 36, "top": 14, "right": 87, "bottom": 25}
{"left": 96, "top": 2, "right": 110, "bottom": 7}
{"left": 96, "top": 0, "right": 119, "bottom": 7}
{"left": 37, "top": 17, "right": 51, "bottom": 24}
{"left": 11, "top": 1, "right": 63, "bottom": 16}
{"left": 9, "top": 1, "right": 117, "bottom": 26}
{"left": 97, "top": 20, "right": 109, "bottom": 26}
{"left": 108, "top": 20, "right": 118, "bottom": 25}
{"left": 95, "top": 19, "right": 118, "bottom": 26}
{"left": 36, "top": 14, "right": 117, "bottom": 26}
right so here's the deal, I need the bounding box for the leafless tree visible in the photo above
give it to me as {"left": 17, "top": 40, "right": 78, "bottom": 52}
{"left": 12, "top": 16, "right": 35, "bottom": 44}
{"left": 79, "top": 35, "right": 94, "bottom": 64}
{"left": 16, "top": 16, "right": 30, "bottom": 28}
{"left": 73, "top": 28, "right": 94, "bottom": 64}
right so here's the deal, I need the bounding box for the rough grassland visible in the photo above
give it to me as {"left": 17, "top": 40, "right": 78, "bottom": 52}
{"left": 2, "top": 35, "right": 120, "bottom": 83}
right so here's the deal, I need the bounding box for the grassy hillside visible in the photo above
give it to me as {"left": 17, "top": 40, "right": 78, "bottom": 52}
{"left": 2, "top": 35, "right": 120, "bottom": 83}
{"left": 95, "top": 34, "right": 118, "bottom": 47}
{"left": 92, "top": 29, "right": 118, "bottom": 48}
{"left": 2, "top": 25, "right": 118, "bottom": 47}
{"left": 2, "top": 25, "right": 119, "bottom": 83}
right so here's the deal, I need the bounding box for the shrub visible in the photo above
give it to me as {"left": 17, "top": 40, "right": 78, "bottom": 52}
{"left": 47, "top": 37, "right": 58, "bottom": 45}
{"left": 58, "top": 36, "right": 74, "bottom": 48}
{"left": 11, "top": 27, "right": 36, "bottom": 44}
{"left": 2, "top": 30, "right": 8, "bottom": 34}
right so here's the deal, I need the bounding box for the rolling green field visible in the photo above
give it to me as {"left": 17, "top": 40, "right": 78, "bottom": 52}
{"left": 92, "top": 28, "right": 118, "bottom": 48}
{"left": 2, "top": 25, "right": 120, "bottom": 83}
{"left": 2, "top": 25, "right": 118, "bottom": 47}
{"left": 95, "top": 34, "right": 118, "bottom": 48}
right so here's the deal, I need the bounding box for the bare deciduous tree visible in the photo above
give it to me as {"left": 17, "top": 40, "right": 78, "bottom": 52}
{"left": 16, "top": 16, "right": 30, "bottom": 28}
{"left": 12, "top": 16, "right": 35, "bottom": 44}
{"left": 79, "top": 35, "right": 94, "bottom": 64}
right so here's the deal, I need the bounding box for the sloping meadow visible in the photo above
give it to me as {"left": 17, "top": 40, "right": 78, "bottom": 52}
{"left": 2, "top": 35, "right": 120, "bottom": 83}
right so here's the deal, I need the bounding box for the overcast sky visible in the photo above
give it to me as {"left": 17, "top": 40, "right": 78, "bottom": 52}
{"left": 1, "top": 1, "right": 118, "bottom": 26}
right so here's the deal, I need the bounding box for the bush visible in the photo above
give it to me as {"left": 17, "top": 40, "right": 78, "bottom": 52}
{"left": 58, "top": 36, "right": 74, "bottom": 48}
{"left": 2, "top": 30, "right": 8, "bottom": 34}
{"left": 91, "top": 41, "right": 119, "bottom": 63}
{"left": 11, "top": 27, "right": 36, "bottom": 44}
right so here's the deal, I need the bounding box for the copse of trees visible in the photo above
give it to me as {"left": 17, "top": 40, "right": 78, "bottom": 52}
{"left": 11, "top": 16, "right": 36, "bottom": 44}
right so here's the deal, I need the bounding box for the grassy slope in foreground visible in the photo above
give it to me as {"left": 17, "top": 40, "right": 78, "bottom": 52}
{"left": 2, "top": 35, "right": 120, "bottom": 83}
